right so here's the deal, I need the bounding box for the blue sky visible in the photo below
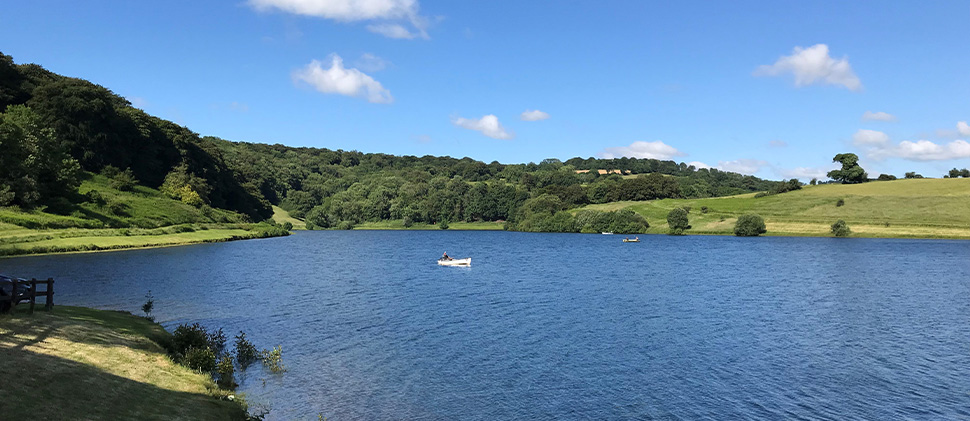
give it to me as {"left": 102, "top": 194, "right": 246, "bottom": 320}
{"left": 2, "top": 1, "right": 969, "bottom": 180}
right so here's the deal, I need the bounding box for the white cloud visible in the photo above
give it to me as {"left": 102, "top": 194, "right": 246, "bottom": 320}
{"left": 862, "top": 111, "right": 896, "bottom": 122}
{"left": 754, "top": 44, "right": 861, "bottom": 91}
{"left": 687, "top": 161, "right": 711, "bottom": 169}
{"left": 852, "top": 129, "right": 890, "bottom": 146}
{"left": 520, "top": 110, "right": 550, "bottom": 121}
{"left": 248, "top": 0, "right": 429, "bottom": 39}
{"left": 452, "top": 115, "right": 513, "bottom": 139}
{"left": 354, "top": 53, "right": 389, "bottom": 72}
{"left": 958, "top": 121, "right": 970, "bottom": 136}
{"left": 716, "top": 159, "right": 769, "bottom": 175}
{"left": 776, "top": 166, "right": 836, "bottom": 180}
{"left": 366, "top": 23, "right": 421, "bottom": 39}
{"left": 853, "top": 129, "right": 970, "bottom": 161}
{"left": 292, "top": 55, "right": 393, "bottom": 104}
{"left": 598, "top": 141, "right": 686, "bottom": 160}
{"left": 893, "top": 139, "right": 970, "bottom": 161}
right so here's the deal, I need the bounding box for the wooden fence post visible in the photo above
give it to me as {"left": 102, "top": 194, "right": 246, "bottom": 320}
{"left": 28, "top": 279, "right": 37, "bottom": 314}
{"left": 46, "top": 278, "right": 54, "bottom": 311}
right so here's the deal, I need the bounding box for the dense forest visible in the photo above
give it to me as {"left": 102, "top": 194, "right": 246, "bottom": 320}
{"left": 0, "top": 51, "right": 784, "bottom": 233}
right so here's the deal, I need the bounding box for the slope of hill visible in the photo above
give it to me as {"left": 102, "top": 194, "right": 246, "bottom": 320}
{"left": 0, "top": 174, "right": 288, "bottom": 256}
{"left": 578, "top": 178, "right": 970, "bottom": 239}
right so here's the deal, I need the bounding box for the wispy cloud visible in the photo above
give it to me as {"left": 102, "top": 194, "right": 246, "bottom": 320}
{"left": 862, "top": 111, "right": 896, "bottom": 122}
{"left": 776, "top": 166, "right": 836, "bottom": 180}
{"left": 520, "top": 109, "right": 550, "bottom": 121}
{"left": 853, "top": 128, "right": 970, "bottom": 161}
{"left": 769, "top": 140, "right": 788, "bottom": 148}
{"left": 354, "top": 53, "right": 389, "bottom": 72}
{"left": 248, "top": 0, "right": 430, "bottom": 39}
{"left": 754, "top": 44, "right": 861, "bottom": 91}
{"left": 452, "top": 114, "right": 513, "bottom": 139}
{"left": 598, "top": 141, "right": 686, "bottom": 160}
{"left": 293, "top": 54, "right": 393, "bottom": 104}
{"left": 959, "top": 121, "right": 970, "bottom": 136}
{"left": 716, "top": 159, "right": 770, "bottom": 175}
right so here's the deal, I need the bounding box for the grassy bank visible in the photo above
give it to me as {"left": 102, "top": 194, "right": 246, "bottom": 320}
{"left": 0, "top": 306, "right": 246, "bottom": 420}
{"left": 0, "top": 173, "right": 290, "bottom": 257}
{"left": 578, "top": 178, "right": 970, "bottom": 239}
{"left": 353, "top": 219, "right": 506, "bottom": 231}
{"left": 270, "top": 206, "right": 307, "bottom": 230}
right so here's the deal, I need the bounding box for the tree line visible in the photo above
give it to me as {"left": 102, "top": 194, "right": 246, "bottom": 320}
{"left": 0, "top": 51, "right": 783, "bottom": 233}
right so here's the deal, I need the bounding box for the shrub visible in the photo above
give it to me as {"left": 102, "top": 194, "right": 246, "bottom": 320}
{"left": 402, "top": 216, "right": 414, "bottom": 228}
{"left": 183, "top": 346, "right": 216, "bottom": 372}
{"left": 85, "top": 190, "right": 106, "bottom": 205}
{"left": 336, "top": 220, "right": 354, "bottom": 230}
{"left": 281, "top": 221, "right": 293, "bottom": 231}
{"left": 141, "top": 290, "right": 154, "bottom": 319}
{"left": 831, "top": 220, "right": 851, "bottom": 237}
{"left": 108, "top": 168, "right": 138, "bottom": 191}
{"left": 171, "top": 323, "right": 211, "bottom": 356}
{"left": 754, "top": 192, "right": 770, "bottom": 198}
{"left": 439, "top": 220, "right": 450, "bottom": 230}
{"left": 216, "top": 354, "right": 237, "bottom": 390}
{"left": 734, "top": 214, "right": 767, "bottom": 237}
{"left": 666, "top": 208, "right": 690, "bottom": 235}
{"left": 836, "top": 198, "right": 845, "bottom": 207}
{"left": 700, "top": 206, "right": 709, "bottom": 214}
{"left": 235, "top": 332, "right": 259, "bottom": 369}
{"left": 260, "top": 346, "right": 286, "bottom": 373}
{"left": 208, "top": 328, "right": 227, "bottom": 354}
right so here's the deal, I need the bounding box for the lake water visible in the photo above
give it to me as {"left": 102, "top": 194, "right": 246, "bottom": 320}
{"left": 3, "top": 231, "right": 970, "bottom": 419}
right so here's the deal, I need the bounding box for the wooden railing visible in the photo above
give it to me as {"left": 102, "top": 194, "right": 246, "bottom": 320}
{"left": 0, "top": 278, "right": 54, "bottom": 314}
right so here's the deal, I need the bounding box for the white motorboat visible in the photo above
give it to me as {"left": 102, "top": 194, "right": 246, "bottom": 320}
{"left": 438, "top": 257, "right": 471, "bottom": 266}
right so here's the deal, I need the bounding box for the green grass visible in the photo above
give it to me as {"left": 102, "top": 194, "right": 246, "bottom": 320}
{"left": 354, "top": 219, "right": 506, "bottom": 230}
{"left": 0, "top": 306, "right": 246, "bottom": 420}
{"left": 577, "top": 178, "right": 970, "bottom": 239}
{"left": 271, "top": 206, "right": 306, "bottom": 230}
{"left": 0, "top": 173, "right": 289, "bottom": 257}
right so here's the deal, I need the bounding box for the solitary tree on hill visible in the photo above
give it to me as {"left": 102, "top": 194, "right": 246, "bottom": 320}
{"left": 827, "top": 153, "right": 868, "bottom": 184}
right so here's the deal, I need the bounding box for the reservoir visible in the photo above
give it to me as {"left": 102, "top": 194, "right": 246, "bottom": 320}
{"left": 3, "top": 231, "right": 969, "bottom": 419}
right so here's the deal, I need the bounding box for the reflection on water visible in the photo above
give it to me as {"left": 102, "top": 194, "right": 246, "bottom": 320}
{"left": 3, "top": 231, "right": 970, "bottom": 419}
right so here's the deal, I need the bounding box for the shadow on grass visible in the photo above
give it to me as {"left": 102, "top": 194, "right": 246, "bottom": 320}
{"left": 0, "top": 307, "right": 170, "bottom": 357}
{"left": 0, "top": 347, "right": 244, "bottom": 420}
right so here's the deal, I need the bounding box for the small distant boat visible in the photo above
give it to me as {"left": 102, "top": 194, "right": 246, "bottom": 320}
{"left": 601, "top": 232, "right": 614, "bottom": 235}
{"left": 438, "top": 257, "right": 471, "bottom": 266}
{"left": 622, "top": 237, "right": 641, "bottom": 243}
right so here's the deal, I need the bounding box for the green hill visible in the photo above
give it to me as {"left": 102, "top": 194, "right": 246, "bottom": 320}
{"left": 0, "top": 173, "right": 288, "bottom": 257}
{"left": 578, "top": 178, "right": 970, "bottom": 239}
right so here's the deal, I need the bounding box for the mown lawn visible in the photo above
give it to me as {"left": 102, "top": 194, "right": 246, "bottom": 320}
{"left": 578, "top": 178, "right": 970, "bottom": 239}
{"left": 0, "top": 306, "right": 245, "bottom": 420}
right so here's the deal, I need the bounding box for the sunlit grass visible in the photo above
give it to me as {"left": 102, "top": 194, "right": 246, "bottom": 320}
{"left": 271, "top": 206, "right": 306, "bottom": 230}
{"left": 0, "top": 306, "right": 244, "bottom": 420}
{"left": 576, "top": 179, "right": 970, "bottom": 239}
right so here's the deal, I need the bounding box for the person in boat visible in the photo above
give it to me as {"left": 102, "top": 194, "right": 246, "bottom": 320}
{"left": 442, "top": 252, "right": 453, "bottom": 261}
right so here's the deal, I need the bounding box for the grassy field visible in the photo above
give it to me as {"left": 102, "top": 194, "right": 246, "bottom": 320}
{"left": 577, "top": 178, "right": 970, "bottom": 239}
{"left": 0, "top": 306, "right": 245, "bottom": 420}
{"left": 0, "top": 173, "right": 290, "bottom": 257}
{"left": 354, "top": 219, "right": 506, "bottom": 230}
{"left": 270, "top": 206, "right": 307, "bottom": 230}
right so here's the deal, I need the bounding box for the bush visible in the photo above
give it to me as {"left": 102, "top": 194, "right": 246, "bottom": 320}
{"left": 439, "top": 220, "right": 450, "bottom": 230}
{"left": 235, "top": 332, "right": 259, "bottom": 369}
{"left": 836, "top": 198, "right": 845, "bottom": 207}
{"left": 281, "top": 221, "right": 293, "bottom": 231}
{"left": 183, "top": 346, "right": 216, "bottom": 372}
{"left": 754, "top": 192, "right": 770, "bottom": 198}
{"left": 216, "top": 354, "right": 237, "bottom": 390}
{"left": 260, "top": 346, "right": 286, "bottom": 373}
{"left": 141, "top": 290, "right": 154, "bottom": 319}
{"left": 831, "top": 219, "right": 851, "bottom": 237}
{"left": 336, "top": 220, "right": 354, "bottom": 230}
{"left": 402, "top": 216, "right": 413, "bottom": 228}
{"left": 734, "top": 214, "right": 767, "bottom": 237}
{"left": 700, "top": 206, "right": 709, "bottom": 214}
{"left": 666, "top": 208, "right": 690, "bottom": 235}
{"left": 171, "top": 323, "right": 211, "bottom": 356}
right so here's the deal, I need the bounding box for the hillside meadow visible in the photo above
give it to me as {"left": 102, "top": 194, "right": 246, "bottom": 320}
{"left": 578, "top": 178, "right": 970, "bottom": 239}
